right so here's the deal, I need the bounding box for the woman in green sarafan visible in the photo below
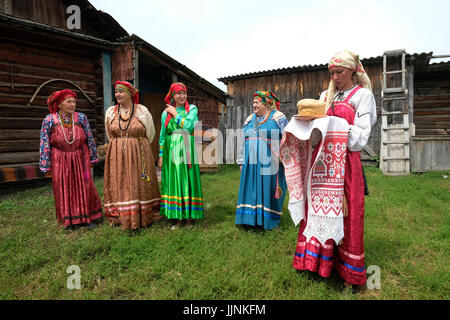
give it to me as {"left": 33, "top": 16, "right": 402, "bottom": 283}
{"left": 158, "top": 82, "right": 204, "bottom": 229}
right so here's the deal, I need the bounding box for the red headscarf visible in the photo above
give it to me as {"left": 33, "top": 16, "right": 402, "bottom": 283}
{"left": 47, "top": 89, "right": 77, "bottom": 114}
{"left": 114, "top": 80, "right": 139, "bottom": 104}
{"left": 164, "top": 82, "right": 190, "bottom": 127}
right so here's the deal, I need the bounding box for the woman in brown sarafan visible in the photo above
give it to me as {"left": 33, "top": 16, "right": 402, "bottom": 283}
{"left": 103, "top": 81, "right": 161, "bottom": 230}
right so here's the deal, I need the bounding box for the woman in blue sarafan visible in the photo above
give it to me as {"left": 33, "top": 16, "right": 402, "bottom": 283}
{"left": 235, "top": 91, "right": 288, "bottom": 230}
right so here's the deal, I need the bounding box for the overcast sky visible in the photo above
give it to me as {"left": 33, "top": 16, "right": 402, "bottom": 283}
{"left": 88, "top": 0, "right": 450, "bottom": 91}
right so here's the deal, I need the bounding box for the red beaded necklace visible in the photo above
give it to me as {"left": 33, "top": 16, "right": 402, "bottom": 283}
{"left": 257, "top": 110, "right": 271, "bottom": 126}
{"left": 58, "top": 111, "right": 75, "bottom": 145}
{"left": 59, "top": 111, "right": 73, "bottom": 128}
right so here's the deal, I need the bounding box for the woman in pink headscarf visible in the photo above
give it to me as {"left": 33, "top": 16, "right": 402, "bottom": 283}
{"left": 39, "top": 89, "right": 102, "bottom": 229}
{"left": 292, "top": 50, "right": 377, "bottom": 287}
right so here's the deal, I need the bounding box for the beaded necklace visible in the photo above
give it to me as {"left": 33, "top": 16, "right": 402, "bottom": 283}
{"left": 118, "top": 103, "right": 135, "bottom": 150}
{"left": 58, "top": 111, "right": 75, "bottom": 145}
{"left": 118, "top": 103, "right": 134, "bottom": 130}
{"left": 59, "top": 111, "right": 73, "bottom": 128}
{"left": 256, "top": 110, "right": 271, "bottom": 127}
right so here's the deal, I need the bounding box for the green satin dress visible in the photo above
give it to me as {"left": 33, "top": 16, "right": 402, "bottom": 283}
{"left": 159, "top": 105, "right": 204, "bottom": 220}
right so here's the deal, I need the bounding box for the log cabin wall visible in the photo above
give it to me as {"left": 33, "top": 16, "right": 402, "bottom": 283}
{"left": 0, "top": 0, "right": 243, "bottom": 181}
{"left": 0, "top": 14, "right": 107, "bottom": 182}
{"left": 0, "top": 0, "right": 132, "bottom": 183}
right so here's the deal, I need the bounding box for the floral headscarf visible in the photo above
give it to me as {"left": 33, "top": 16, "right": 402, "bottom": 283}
{"left": 253, "top": 90, "right": 280, "bottom": 111}
{"left": 114, "top": 80, "right": 139, "bottom": 104}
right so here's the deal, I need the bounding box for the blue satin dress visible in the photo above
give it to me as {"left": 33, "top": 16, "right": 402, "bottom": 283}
{"left": 235, "top": 110, "right": 288, "bottom": 230}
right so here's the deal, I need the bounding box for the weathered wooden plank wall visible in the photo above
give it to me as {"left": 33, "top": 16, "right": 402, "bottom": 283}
{"left": 112, "top": 43, "right": 135, "bottom": 84}
{"left": 411, "top": 137, "right": 450, "bottom": 171}
{"left": 411, "top": 62, "right": 450, "bottom": 171}
{"left": 0, "top": 0, "right": 118, "bottom": 40}
{"left": 225, "top": 61, "right": 384, "bottom": 160}
{"left": 0, "top": 0, "right": 66, "bottom": 28}
{"left": 413, "top": 63, "right": 450, "bottom": 136}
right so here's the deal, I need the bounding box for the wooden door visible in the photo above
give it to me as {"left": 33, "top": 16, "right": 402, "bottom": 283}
{"left": 141, "top": 93, "right": 166, "bottom": 161}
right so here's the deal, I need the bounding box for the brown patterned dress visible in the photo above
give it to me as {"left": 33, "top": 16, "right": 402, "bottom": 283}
{"left": 103, "top": 105, "right": 161, "bottom": 229}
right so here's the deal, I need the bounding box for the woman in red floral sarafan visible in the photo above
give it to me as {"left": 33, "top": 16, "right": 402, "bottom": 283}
{"left": 39, "top": 89, "right": 103, "bottom": 230}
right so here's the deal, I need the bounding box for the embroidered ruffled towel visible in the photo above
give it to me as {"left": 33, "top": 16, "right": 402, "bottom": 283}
{"left": 280, "top": 116, "right": 349, "bottom": 245}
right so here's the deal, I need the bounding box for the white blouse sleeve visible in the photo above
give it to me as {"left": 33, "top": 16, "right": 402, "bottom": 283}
{"left": 141, "top": 105, "right": 156, "bottom": 143}
{"left": 348, "top": 90, "right": 377, "bottom": 152}
{"left": 105, "top": 106, "right": 115, "bottom": 141}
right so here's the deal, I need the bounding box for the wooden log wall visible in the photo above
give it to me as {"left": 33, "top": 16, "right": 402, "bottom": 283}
{"left": 0, "top": 39, "right": 104, "bottom": 167}
{"left": 413, "top": 62, "right": 450, "bottom": 136}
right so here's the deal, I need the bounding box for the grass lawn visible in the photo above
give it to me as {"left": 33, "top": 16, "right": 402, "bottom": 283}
{"left": 0, "top": 165, "right": 448, "bottom": 300}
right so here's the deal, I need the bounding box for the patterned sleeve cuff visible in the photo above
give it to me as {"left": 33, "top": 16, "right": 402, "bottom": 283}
{"left": 159, "top": 145, "right": 164, "bottom": 156}
{"left": 39, "top": 165, "right": 51, "bottom": 173}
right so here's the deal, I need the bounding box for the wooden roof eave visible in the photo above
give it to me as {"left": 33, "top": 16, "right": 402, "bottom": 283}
{"left": 0, "top": 11, "right": 115, "bottom": 51}
{"left": 218, "top": 53, "right": 435, "bottom": 84}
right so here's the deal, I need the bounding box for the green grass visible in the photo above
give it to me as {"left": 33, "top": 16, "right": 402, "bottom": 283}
{"left": 0, "top": 165, "right": 448, "bottom": 300}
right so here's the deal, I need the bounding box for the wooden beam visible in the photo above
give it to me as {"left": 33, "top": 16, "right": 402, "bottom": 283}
{"left": 0, "top": 117, "right": 97, "bottom": 130}
{"left": 0, "top": 140, "right": 40, "bottom": 153}
{"left": 0, "top": 151, "right": 40, "bottom": 165}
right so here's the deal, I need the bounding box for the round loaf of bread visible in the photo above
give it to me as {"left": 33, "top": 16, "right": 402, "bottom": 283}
{"left": 296, "top": 99, "right": 326, "bottom": 116}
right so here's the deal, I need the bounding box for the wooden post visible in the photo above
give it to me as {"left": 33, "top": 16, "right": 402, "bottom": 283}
{"left": 408, "top": 65, "right": 415, "bottom": 171}
{"left": 235, "top": 106, "right": 242, "bottom": 131}
{"left": 133, "top": 47, "right": 139, "bottom": 89}
{"left": 102, "top": 51, "right": 112, "bottom": 118}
